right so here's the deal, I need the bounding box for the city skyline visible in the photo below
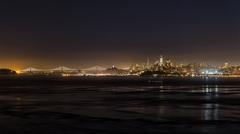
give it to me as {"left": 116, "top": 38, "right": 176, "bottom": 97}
{"left": 2, "top": 55, "right": 237, "bottom": 78}
{"left": 0, "top": 57, "right": 240, "bottom": 70}
{"left": 0, "top": 56, "right": 236, "bottom": 71}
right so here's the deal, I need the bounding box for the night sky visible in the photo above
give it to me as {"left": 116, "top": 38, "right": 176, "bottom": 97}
{"left": 1, "top": 0, "right": 240, "bottom": 68}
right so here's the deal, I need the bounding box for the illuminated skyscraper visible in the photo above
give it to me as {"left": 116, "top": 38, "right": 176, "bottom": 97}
{"left": 146, "top": 58, "right": 150, "bottom": 70}
{"left": 223, "top": 62, "right": 229, "bottom": 68}
{"left": 159, "top": 55, "right": 163, "bottom": 66}
{"left": 165, "top": 59, "right": 172, "bottom": 67}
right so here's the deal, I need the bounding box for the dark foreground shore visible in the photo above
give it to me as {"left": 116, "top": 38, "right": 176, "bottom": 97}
{"left": 0, "top": 76, "right": 240, "bottom": 134}
{"left": 1, "top": 75, "right": 240, "bottom": 86}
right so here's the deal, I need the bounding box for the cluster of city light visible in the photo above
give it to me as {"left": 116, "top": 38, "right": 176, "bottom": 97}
{"left": 2, "top": 56, "right": 240, "bottom": 77}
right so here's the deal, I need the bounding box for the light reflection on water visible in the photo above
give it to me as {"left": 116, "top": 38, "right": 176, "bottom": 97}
{"left": 106, "top": 85, "right": 240, "bottom": 122}
{"left": 0, "top": 84, "right": 240, "bottom": 125}
{"left": 3, "top": 76, "right": 240, "bottom": 134}
{"left": 203, "top": 85, "right": 219, "bottom": 93}
{"left": 203, "top": 104, "right": 219, "bottom": 121}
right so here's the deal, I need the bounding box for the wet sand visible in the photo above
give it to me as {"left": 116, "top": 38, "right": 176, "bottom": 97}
{"left": 0, "top": 76, "right": 240, "bottom": 133}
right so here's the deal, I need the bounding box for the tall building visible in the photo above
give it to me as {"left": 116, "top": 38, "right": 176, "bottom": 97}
{"left": 165, "top": 59, "right": 173, "bottom": 67}
{"left": 223, "top": 62, "right": 229, "bottom": 68}
{"left": 146, "top": 58, "right": 150, "bottom": 70}
{"left": 159, "top": 55, "right": 163, "bottom": 67}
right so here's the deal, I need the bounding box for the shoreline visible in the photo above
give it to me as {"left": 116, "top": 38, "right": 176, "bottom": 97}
{"left": 0, "top": 75, "right": 240, "bottom": 86}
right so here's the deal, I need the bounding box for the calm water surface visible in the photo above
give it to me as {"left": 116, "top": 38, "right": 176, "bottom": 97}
{"left": 0, "top": 84, "right": 240, "bottom": 134}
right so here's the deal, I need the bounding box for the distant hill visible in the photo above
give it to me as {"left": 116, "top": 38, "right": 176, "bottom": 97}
{"left": 0, "top": 69, "right": 17, "bottom": 75}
